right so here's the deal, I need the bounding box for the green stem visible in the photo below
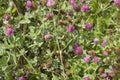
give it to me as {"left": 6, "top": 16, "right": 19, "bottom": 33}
{"left": 56, "top": 39, "right": 66, "bottom": 79}
{"left": 23, "top": 55, "right": 36, "bottom": 73}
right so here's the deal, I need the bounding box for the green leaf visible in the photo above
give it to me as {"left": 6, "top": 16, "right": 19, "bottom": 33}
{"left": 52, "top": 74, "right": 59, "bottom": 80}
{"left": 19, "top": 19, "right": 31, "bottom": 24}
{"left": 25, "top": 12, "right": 34, "bottom": 19}
{"left": 0, "top": 57, "right": 7, "bottom": 67}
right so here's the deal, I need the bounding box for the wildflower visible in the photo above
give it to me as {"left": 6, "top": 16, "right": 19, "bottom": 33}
{"left": 75, "top": 47, "right": 83, "bottom": 55}
{"left": 44, "top": 34, "right": 51, "bottom": 40}
{"left": 45, "top": 12, "right": 53, "bottom": 20}
{"left": 67, "top": 25, "right": 75, "bottom": 32}
{"left": 73, "top": 43, "right": 83, "bottom": 56}
{"left": 92, "top": 56, "right": 100, "bottom": 63}
{"left": 93, "top": 38, "right": 99, "bottom": 44}
{"left": 26, "top": 0, "right": 32, "bottom": 10}
{"left": 106, "top": 77, "right": 111, "bottom": 80}
{"left": 84, "top": 76, "right": 91, "bottom": 80}
{"left": 18, "top": 76, "right": 25, "bottom": 80}
{"left": 101, "top": 73, "right": 108, "bottom": 78}
{"left": 5, "top": 28, "right": 14, "bottom": 36}
{"left": 73, "top": 43, "right": 79, "bottom": 49}
{"left": 114, "top": 0, "right": 120, "bottom": 8}
{"left": 73, "top": 3, "right": 80, "bottom": 11}
{"left": 109, "top": 69, "right": 117, "bottom": 77}
{"left": 84, "top": 56, "right": 91, "bottom": 63}
{"left": 81, "top": 4, "right": 89, "bottom": 12}
{"left": 114, "top": 0, "right": 120, "bottom": 3}
{"left": 69, "top": 0, "right": 75, "bottom": 5}
{"left": 4, "top": 14, "right": 10, "bottom": 21}
{"left": 103, "top": 48, "right": 110, "bottom": 56}
{"left": 103, "top": 51, "right": 109, "bottom": 56}
{"left": 101, "top": 40, "right": 107, "bottom": 47}
{"left": 85, "top": 22, "right": 93, "bottom": 30}
{"left": 46, "top": 0, "right": 55, "bottom": 6}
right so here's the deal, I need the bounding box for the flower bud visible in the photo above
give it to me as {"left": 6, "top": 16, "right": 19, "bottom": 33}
{"left": 93, "top": 38, "right": 99, "bottom": 44}
{"left": 88, "top": 50, "right": 96, "bottom": 58}
{"left": 46, "top": 0, "right": 55, "bottom": 7}
{"left": 3, "top": 14, "right": 10, "bottom": 20}
{"left": 73, "top": 3, "right": 80, "bottom": 11}
{"left": 18, "top": 76, "right": 25, "bottom": 80}
{"left": 101, "top": 73, "right": 108, "bottom": 78}
{"left": 103, "top": 51, "right": 109, "bottom": 56}
{"left": 67, "top": 25, "right": 75, "bottom": 32}
{"left": 69, "top": 0, "right": 75, "bottom": 5}
{"left": 101, "top": 40, "right": 107, "bottom": 47}
{"left": 26, "top": 0, "right": 32, "bottom": 10}
{"left": 44, "top": 34, "right": 51, "bottom": 40}
{"left": 73, "top": 43, "right": 79, "bottom": 49}
{"left": 114, "top": 0, "right": 120, "bottom": 8}
{"left": 5, "top": 28, "right": 14, "bottom": 36}
{"left": 45, "top": 12, "right": 53, "bottom": 20}
{"left": 92, "top": 56, "right": 100, "bottom": 63}
{"left": 85, "top": 22, "right": 93, "bottom": 30}
{"left": 75, "top": 47, "right": 83, "bottom": 55}
{"left": 84, "top": 76, "right": 91, "bottom": 80}
{"left": 81, "top": 5, "right": 89, "bottom": 12}
{"left": 83, "top": 56, "right": 91, "bottom": 63}
{"left": 103, "top": 48, "right": 110, "bottom": 56}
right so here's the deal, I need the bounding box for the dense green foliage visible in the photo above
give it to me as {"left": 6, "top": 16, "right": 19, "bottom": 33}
{"left": 0, "top": 0, "right": 120, "bottom": 80}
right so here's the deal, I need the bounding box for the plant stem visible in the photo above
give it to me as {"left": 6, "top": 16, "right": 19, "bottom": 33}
{"left": 12, "top": 0, "right": 23, "bottom": 16}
